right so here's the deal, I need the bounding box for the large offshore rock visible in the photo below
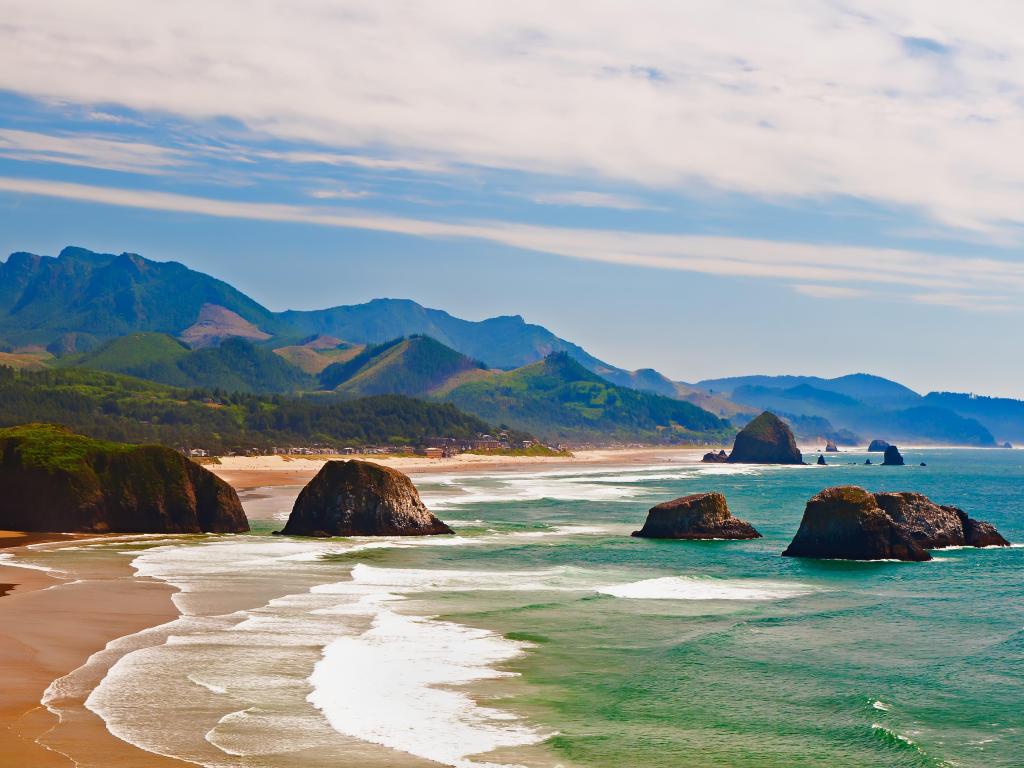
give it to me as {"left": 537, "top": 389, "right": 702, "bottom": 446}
{"left": 867, "top": 439, "right": 890, "bottom": 452}
{"left": 783, "top": 486, "right": 1010, "bottom": 561}
{"left": 632, "top": 492, "right": 760, "bottom": 540}
{"left": 727, "top": 412, "right": 803, "bottom": 464}
{"left": 881, "top": 445, "right": 905, "bottom": 466}
{"left": 281, "top": 459, "right": 453, "bottom": 537}
{"left": 0, "top": 423, "right": 248, "bottom": 533}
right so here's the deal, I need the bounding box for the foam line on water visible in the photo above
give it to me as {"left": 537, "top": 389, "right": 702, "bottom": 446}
{"left": 0, "top": 551, "right": 65, "bottom": 574}
{"left": 597, "top": 575, "right": 815, "bottom": 601}
{"left": 309, "top": 600, "right": 546, "bottom": 767}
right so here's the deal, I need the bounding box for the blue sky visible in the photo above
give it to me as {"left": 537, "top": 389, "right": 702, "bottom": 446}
{"left": 1, "top": 2, "right": 1022, "bottom": 396}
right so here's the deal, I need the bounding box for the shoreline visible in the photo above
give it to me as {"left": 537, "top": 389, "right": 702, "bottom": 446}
{"left": 211, "top": 446, "right": 713, "bottom": 490}
{"left": 0, "top": 541, "right": 190, "bottom": 767}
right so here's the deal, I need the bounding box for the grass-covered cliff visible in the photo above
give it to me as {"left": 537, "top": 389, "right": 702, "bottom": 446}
{"left": 0, "top": 424, "right": 248, "bottom": 533}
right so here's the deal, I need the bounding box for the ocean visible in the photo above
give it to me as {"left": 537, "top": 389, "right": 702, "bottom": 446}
{"left": 20, "top": 448, "right": 1024, "bottom": 767}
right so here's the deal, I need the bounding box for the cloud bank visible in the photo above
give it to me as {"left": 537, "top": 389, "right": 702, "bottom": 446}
{"left": 3, "top": 1, "right": 1024, "bottom": 234}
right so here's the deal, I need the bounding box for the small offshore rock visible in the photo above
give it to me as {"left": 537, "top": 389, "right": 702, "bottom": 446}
{"left": 633, "top": 492, "right": 760, "bottom": 540}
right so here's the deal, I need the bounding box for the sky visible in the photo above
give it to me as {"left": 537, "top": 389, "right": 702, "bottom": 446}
{"left": 0, "top": 1, "right": 1022, "bottom": 396}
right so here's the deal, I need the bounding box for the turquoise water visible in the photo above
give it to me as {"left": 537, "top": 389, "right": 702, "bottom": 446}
{"left": 397, "top": 449, "right": 1023, "bottom": 767}
{"left": 26, "top": 448, "right": 1022, "bottom": 768}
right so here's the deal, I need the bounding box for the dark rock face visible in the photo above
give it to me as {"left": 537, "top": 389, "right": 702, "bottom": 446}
{"left": 1002, "top": 441, "right": 1013, "bottom": 449}
{"left": 281, "top": 459, "right": 452, "bottom": 537}
{"left": 882, "top": 445, "right": 905, "bottom": 465}
{"left": 632, "top": 492, "right": 760, "bottom": 540}
{"left": 867, "top": 439, "right": 890, "bottom": 452}
{"left": 817, "top": 455, "right": 827, "bottom": 465}
{"left": 825, "top": 440, "right": 838, "bottom": 452}
{"left": 782, "top": 487, "right": 931, "bottom": 561}
{"left": 727, "top": 412, "right": 803, "bottom": 465}
{"left": 701, "top": 449, "right": 729, "bottom": 463}
{"left": 0, "top": 424, "right": 248, "bottom": 534}
{"left": 783, "top": 486, "right": 1010, "bottom": 560}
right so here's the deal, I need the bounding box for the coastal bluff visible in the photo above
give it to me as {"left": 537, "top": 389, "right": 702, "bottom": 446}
{"left": 632, "top": 492, "right": 761, "bottom": 539}
{"left": 701, "top": 411, "right": 803, "bottom": 464}
{"left": 280, "top": 459, "right": 453, "bottom": 537}
{"left": 0, "top": 423, "right": 248, "bottom": 533}
{"left": 783, "top": 485, "right": 1009, "bottom": 561}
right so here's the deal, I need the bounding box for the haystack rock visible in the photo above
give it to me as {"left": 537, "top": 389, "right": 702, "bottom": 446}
{"left": 867, "top": 439, "right": 890, "bottom": 452}
{"left": 701, "top": 449, "right": 729, "bottom": 463}
{"left": 280, "top": 459, "right": 453, "bottom": 537}
{"left": 882, "top": 445, "right": 905, "bottom": 466}
{"left": 825, "top": 439, "right": 839, "bottom": 452}
{"left": 632, "top": 492, "right": 760, "bottom": 540}
{"left": 783, "top": 486, "right": 1009, "bottom": 561}
{"left": 0, "top": 424, "right": 248, "bottom": 533}
{"left": 727, "top": 412, "right": 803, "bottom": 464}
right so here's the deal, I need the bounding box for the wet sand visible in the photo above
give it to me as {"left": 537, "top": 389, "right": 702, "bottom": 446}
{"left": 0, "top": 547, "right": 190, "bottom": 767}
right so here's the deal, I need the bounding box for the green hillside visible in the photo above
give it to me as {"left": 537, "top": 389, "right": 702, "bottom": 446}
{"left": 444, "top": 352, "right": 731, "bottom": 443}
{"left": 64, "top": 334, "right": 313, "bottom": 393}
{"left": 0, "top": 366, "right": 493, "bottom": 452}
{"left": 321, "top": 335, "right": 485, "bottom": 397}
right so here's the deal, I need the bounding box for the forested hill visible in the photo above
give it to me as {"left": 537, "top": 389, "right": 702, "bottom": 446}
{"left": 0, "top": 366, "right": 494, "bottom": 453}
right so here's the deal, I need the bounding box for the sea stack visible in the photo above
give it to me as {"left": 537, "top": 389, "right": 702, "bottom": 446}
{"left": 867, "top": 439, "right": 890, "bottom": 452}
{"left": 632, "top": 492, "right": 760, "bottom": 540}
{"left": 280, "top": 459, "right": 453, "bottom": 537}
{"left": 882, "top": 445, "right": 905, "bottom": 466}
{"left": 825, "top": 439, "right": 838, "bottom": 452}
{"left": 817, "top": 455, "right": 827, "bottom": 465}
{"left": 782, "top": 486, "right": 930, "bottom": 561}
{"left": 0, "top": 424, "right": 248, "bottom": 533}
{"left": 727, "top": 412, "right": 803, "bottom": 464}
{"left": 701, "top": 449, "right": 729, "bottom": 463}
{"left": 783, "top": 485, "right": 1009, "bottom": 561}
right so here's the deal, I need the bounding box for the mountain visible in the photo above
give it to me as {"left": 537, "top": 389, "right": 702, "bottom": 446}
{"left": 711, "top": 380, "right": 995, "bottom": 446}
{"left": 0, "top": 246, "right": 280, "bottom": 350}
{"left": 696, "top": 373, "right": 921, "bottom": 409}
{"left": 272, "top": 336, "right": 364, "bottom": 375}
{"left": 443, "top": 352, "right": 731, "bottom": 443}
{"left": 66, "top": 333, "right": 313, "bottom": 393}
{"left": 319, "top": 336, "right": 486, "bottom": 398}
{"left": 923, "top": 392, "right": 1024, "bottom": 443}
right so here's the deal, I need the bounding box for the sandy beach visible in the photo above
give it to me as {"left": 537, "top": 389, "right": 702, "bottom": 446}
{"left": 0, "top": 542, "right": 190, "bottom": 767}
{"left": 210, "top": 446, "right": 713, "bottom": 490}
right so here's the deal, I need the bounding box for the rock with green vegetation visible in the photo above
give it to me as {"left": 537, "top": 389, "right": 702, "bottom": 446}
{"left": 882, "top": 445, "right": 905, "bottom": 465}
{"left": 0, "top": 424, "right": 248, "bottom": 533}
{"left": 632, "top": 492, "right": 760, "bottom": 540}
{"left": 727, "top": 412, "right": 803, "bottom": 464}
{"left": 280, "top": 460, "right": 452, "bottom": 537}
{"left": 782, "top": 485, "right": 1009, "bottom": 561}
{"left": 782, "top": 486, "right": 930, "bottom": 561}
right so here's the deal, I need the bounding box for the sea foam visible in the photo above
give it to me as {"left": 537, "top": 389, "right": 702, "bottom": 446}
{"left": 597, "top": 575, "right": 815, "bottom": 601}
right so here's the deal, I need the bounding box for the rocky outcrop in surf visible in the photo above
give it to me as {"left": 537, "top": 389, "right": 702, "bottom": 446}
{"left": 701, "top": 449, "right": 729, "bottom": 463}
{"left": 782, "top": 485, "right": 1009, "bottom": 561}
{"left": 632, "top": 492, "right": 760, "bottom": 540}
{"left": 727, "top": 412, "right": 803, "bottom": 464}
{"left": 817, "top": 455, "right": 827, "bottom": 465}
{"left": 280, "top": 459, "right": 453, "bottom": 537}
{"left": 882, "top": 445, "right": 905, "bottom": 465}
{"left": 825, "top": 439, "right": 838, "bottom": 452}
{"left": 0, "top": 423, "right": 248, "bottom": 533}
{"left": 867, "top": 439, "right": 890, "bottom": 452}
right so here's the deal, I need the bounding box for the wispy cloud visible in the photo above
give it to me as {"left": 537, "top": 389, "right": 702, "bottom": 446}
{"left": 4, "top": 3, "right": 1024, "bottom": 234}
{"left": 791, "top": 284, "right": 868, "bottom": 299}
{"left": 0, "top": 128, "right": 186, "bottom": 174}
{"left": 530, "top": 191, "right": 661, "bottom": 211}
{"left": 2, "top": 175, "right": 1021, "bottom": 312}
{"left": 306, "top": 184, "right": 371, "bottom": 201}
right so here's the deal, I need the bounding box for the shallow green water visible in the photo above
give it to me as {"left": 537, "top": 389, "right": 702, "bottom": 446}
{"left": 396, "top": 449, "right": 1023, "bottom": 767}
